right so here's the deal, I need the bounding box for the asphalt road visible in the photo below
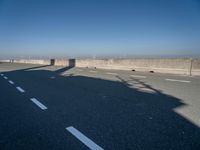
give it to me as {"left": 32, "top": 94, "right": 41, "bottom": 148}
{"left": 0, "top": 62, "right": 200, "bottom": 150}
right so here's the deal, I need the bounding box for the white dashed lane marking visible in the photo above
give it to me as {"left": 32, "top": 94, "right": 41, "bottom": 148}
{"left": 66, "top": 126, "right": 104, "bottom": 150}
{"left": 8, "top": 80, "right": 14, "bottom": 84}
{"left": 106, "top": 72, "right": 118, "bottom": 75}
{"left": 165, "top": 79, "right": 191, "bottom": 83}
{"left": 0, "top": 74, "right": 4, "bottom": 76}
{"left": 130, "top": 75, "right": 146, "bottom": 78}
{"left": 4, "top": 76, "right": 8, "bottom": 79}
{"left": 30, "top": 98, "right": 48, "bottom": 110}
{"left": 16, "top": 86, "right": 25, "bottom": 93}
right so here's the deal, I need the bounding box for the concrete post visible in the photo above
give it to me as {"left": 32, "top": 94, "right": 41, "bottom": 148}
{"left": 69, "top": 59, "right": 76, "bottom": 67}
{"left": 50, "top": 59, "right": 55, "bottom": 65}
{"left": 189, "top": 58, "right": 193, "bottom": 76}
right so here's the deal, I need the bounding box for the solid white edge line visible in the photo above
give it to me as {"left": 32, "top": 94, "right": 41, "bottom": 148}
{"left": 4, "top": 76, "right": 8, "bottom": 79}
{"left": 130, "top": 75, "right": 146, "bottom": 78}
{"left": 8, "top": 80, "right": 14, "bottom": 84}
{"left": 106, "top": 72, "right": 118, "bottom": 75}
{"left": 16, "top": 86, "right": 25, "bottom": 93}
{"left": 89, "top": 70, "right": 98, "bottom": 73}
{"left": 66, "top": 126, "right": 104, "bottom": 150}
{"left": 165, "top": 79, "right": 191, "bottom": 83}
{"left": 30, "top": 98, "right": 47, "bottom": 110}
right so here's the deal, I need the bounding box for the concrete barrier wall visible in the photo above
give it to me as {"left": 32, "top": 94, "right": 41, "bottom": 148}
{"left": 54, "top": 59, "right": 69, "bottom": 66}
{"left": 13, "top": 59, "right": 51, "bottom": 65}
{"left": 0, "top": 59, "right": 70, "bottom": 66}
{"left": 1, "top": 58, "right": 200, "bottom": 76}
{"left": 0, "top": 60, "right": 10, "bottom": 63}
{"left": 76, "top": 58, "right": 194, "bottom": 75}
{"left": 191, "top": 59, "right": 200, "bottom": 76}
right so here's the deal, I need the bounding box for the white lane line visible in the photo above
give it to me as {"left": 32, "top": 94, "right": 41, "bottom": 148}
{"left": 66, "top": 126, "right": 104, "bottom": 150}
{"left": 165, "top": 79, "right": 191, "bottom": 83}
{"left": 106, "top": 72, "right": 118, "bottom": 75}
{"left": 0, "top": 74, "right": 4, "bottom": 76}
{"left": 30, "top": 98, "right": 48, "bottom": 110}
{"left": 16, "top": 86, "right": 25, "bottom": 93}
{"left": 4, "top": 76, "right": 8, "bottom": 79}
{"left": 8, "top": 80, "right": 14, "bottom": 85}
{"left": 130, "top": 75, "right": 146, "bottom": 78}
{"left": 89, "top": 70, "right": 98, "bottom": 73}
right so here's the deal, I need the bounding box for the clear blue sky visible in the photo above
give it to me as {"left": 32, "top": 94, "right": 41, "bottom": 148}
{"left": 0, "top": 0, "right": 200, "bottom": 58}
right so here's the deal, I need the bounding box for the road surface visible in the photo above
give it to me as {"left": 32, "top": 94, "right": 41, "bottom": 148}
{"left": 0, "top": 62, "right": 200, "bottom": 150}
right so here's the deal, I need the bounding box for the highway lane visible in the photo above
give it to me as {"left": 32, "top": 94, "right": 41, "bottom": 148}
{"left": 0, "top": 70, "right": 90, "bottom": 150}
{"left": 1, "top": 65, "right": 108, "bottom": 149}
{"left": 68, "top": 67, "right": 200, "bottom": 107}
{"left": 73, "top": 67, "right": 200, "bottom": 129}
{"left": 0, "top": 62, "right": 200, "bottom": 150}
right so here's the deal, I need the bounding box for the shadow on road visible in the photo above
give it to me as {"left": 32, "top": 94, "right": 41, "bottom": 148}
{"left": 21, "top": 65, "right": 52, "bottom": 71}
{"left": 1, "top": 64, "right": 200, "bottom": 150}
{"left": 55, "top": 66, "right": 74, "bottom": 74}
